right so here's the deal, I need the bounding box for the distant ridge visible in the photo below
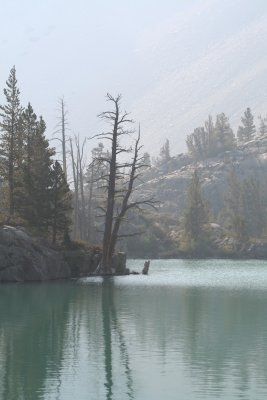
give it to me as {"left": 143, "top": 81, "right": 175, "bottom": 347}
{"left": 131, "top": 0, "right": 267, "bottom": 154}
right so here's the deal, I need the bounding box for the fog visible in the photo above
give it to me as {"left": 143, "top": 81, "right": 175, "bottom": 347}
{"left": 1, "top": 0, "right": 267, "bottom": 154}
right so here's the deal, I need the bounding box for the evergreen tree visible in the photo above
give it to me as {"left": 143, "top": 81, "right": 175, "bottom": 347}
{"left": 143, "top": 152, "right": 151, "bottom": 167}
{"left": 186, "top": 127, "right": 208, "bottom": 160}
{"left": 159, "top": 139, "right": 171, "bottom": 162}
{"left": 223, "top": 169, "right": 248, "bottom": 241}
{"left": 214, "top": 113, "right": 236, "bottom": 153}
{"left": 237, "top": 107, "right": 256, "bottom": 144}
{"left": 184, "top": 170, "right": 209, "bottom": 242}
{"left": 21, "top": 110, "right": 55, "bottom": 232}
{"left": 49, "top": 161, "right": 72, "bottom": 245}
{"left": 0, "top": 66, "right": 23, "bottom": 216}
{"left": 258, "top": 115, "right": 267, "bottom": 137}
{"left": 186, "top": 114, "right": 234, "bottom": 160}
{"left": 242, "top": 176, "right": 266, "bottom": 238}
{"left": 23, "top": 103, "right": 37, "bottom": 165}
{"left": 204, "top": 115, "right": 216, "bottom": 156}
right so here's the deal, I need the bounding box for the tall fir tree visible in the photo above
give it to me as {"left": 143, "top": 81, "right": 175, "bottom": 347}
{"left": 242, "top": 176, "right": 266, "bottom": 238}
{"left": 21, "top": 109, "right": 55, "bottom": 232}
{"left": 184, "top": 170, "right": 209, "bottom": 242}
{"left": 223, "top": 169, "right": 248, "bottom": 241}
{"left": 160, "top": 139, "right": 171, "bottom": 162}
{"left": 0, "top": 66, "right": 24, "bottom": 217}
{"left": 258, "top": 115, "right": 267, "bottom": 137}
{"left": 237, "top": 107, "right": 256, "bottom": 144}
{"left": 205, "top": 115, "right": 216, "bottom": 156}
{"left": 214, "top": 113, "right": 236, "bottom": 153}
{"left": 49, "top": 160, "right": 72, "bottom": 245}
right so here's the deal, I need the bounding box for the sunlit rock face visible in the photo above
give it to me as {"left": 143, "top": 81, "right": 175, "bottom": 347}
{"left": 0, "top": 226, "right": 71, "bottom": 282}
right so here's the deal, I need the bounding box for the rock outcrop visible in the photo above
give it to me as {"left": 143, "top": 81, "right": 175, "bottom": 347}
{"left": 0, "top": 226, "right": 71, "bottom": 282}
{"left": 0, "top": 226, "right": 130, "bottom": 282}
{"left": 137, "top": 137, "right": 267, "bottom": 217}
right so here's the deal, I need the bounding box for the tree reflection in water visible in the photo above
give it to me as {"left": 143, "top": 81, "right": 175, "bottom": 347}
{"left": 0, "top": 283, "right": 71, "bottom": 400}
{"left": 102, "top": 277, "right": 134, "bottom": 400}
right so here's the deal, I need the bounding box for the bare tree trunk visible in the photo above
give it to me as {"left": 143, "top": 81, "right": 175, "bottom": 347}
{"left": 87, "top": 162, "right": 95, "bottom": 242}
{"left": 94, "top": 95, "right": 156, "bottom": 275}
{"left": 76, "top": 136, "right": 87, "bottom": 241}
{"left": 101, "top": 98, "right": 119, "bottom": 272}
{"left": 108, "top": 134, "right": 140, "bottom": 259}
{"left": 61, "top": 99, "right": 67, "bottom": 180}
{"left": 69, "top": 137, "right": 79, "bottom": 239}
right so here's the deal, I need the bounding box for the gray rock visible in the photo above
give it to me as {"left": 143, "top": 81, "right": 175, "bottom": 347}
{"left": 0, "top": 226, "right": 71, "bottom": 282}
{"left": 247, "top": 243, "right": 267, "bottom": 258}
{"left": 135, "top": 141, "right": 267, "bottom": 218}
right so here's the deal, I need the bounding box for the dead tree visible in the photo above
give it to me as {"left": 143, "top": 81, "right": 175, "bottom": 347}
{"left": 75, "top": 135, "right": 87, "bottom": 240}
{"left": 85, "top": 143, "right": 109, "bottom": 242}
{"left": 69, "top": 137, "right": 79, "bottom": 238}
{"left": 94, "top": 94, "right": 156, "bottom": 274}
{"left": 54, "top": 97, "right": 68, "bottom": 180}
{"left": 69, "top": 135, "right": 87, "bottom": 240}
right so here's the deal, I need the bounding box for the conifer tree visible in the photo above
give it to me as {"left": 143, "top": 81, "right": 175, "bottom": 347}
{"left": 184, "top": 170, "right": 209, "bottom": 242}
{"left": 214, "top": 113, "right": 235, "bottom": 153}
{"left": 205, "top": 115, "right": 216, "bottom": 156}
{"left": 258, "top": 116, "right": 267, "bottom": 137}
{"left": 223, "top": 169, "right": 248, "bottom": 241}
{"left": 242, "top": 176, "right": 265, "bottom": 238}
{"left": 160, "top": 139, "right": 171, "bottom": 162}
{"left": 143, "top": 152, "right": 151, "bottom": 168}
{"left": 0, "top": 66, "right": 23, "bottom": 216}
{"left": 237, "top": 108, "right": 256, "bottom": 144}
{"left": 186, "top": 127, "right": 208, "bottom": 160}
{"left": 49, "top": 161, "right": 72, "bottom": 245}
{"left": 21, "top": 110, "right": 55, "bottom": 232}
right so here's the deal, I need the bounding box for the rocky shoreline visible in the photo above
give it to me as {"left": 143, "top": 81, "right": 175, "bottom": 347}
{"left": 0, "top": 226, "right": 130, "bottom": 282}
{"left": 0, "top": 225, "right": 266, "bottom": 283}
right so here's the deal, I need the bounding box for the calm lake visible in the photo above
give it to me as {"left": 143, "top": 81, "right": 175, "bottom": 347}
{"left": 1, "top": 259, "right": 267, "bottom": 400}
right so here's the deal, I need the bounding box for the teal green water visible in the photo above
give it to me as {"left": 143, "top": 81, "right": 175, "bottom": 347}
{"left": 1, "top": 259, "right": 267, "bottom": 399}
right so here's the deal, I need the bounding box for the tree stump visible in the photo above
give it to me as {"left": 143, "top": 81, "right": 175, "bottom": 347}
{"left": 142, "top": 260, "right": 150, "bottom": 275}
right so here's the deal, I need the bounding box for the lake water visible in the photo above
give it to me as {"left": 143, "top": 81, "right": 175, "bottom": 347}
{"left": 1, "top": 259, "right": 267, "bottom": 399}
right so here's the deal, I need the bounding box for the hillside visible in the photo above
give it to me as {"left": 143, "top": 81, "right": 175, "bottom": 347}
{"left": 131, "top": 0, "right": 267, "bottom": 154}
{"left": 138, "top": 137, "right": 267, "bottom": 217}
{"left": 124, "top": 137, "right": 267, "bottom": 258}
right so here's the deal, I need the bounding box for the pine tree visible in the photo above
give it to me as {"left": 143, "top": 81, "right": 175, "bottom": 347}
{"left": 49, "top": 161, "right": 72, "bottom": 245}
{"left": 187, "top": 127, "right": 208, "bottom": 160}
{"left": 258, "top": 116, "right": 267, "bottom": 137}
{"left": 204, "top": 115, "right": 216, "bottom": 156}
{"left": 0, "top": 66, "right": 23, "bottom": 217}
{"left": 214, "top": 113, "right": 236, "bottom": 153}
{"left": 143, "top": 152, "right": 151, "bottom": 167}
{"left": 164, "top": 139, "right": 171, "bottom": 160}
{"left": 237, "top": 108, "right": 256, "bottom": 144}
{"left": 184, "top": 170, "right": 209, "bottom": 242}
{"left": 159, "top": 139, "right": 171, "bottom": 163}
{"left": 223, "top": 169, "right": 248, "bottom": 241}
{"left": 21, "top": 110, "right": 55, "bottom": 232}
{"left": 23, "top": 103, "right": 37, "bottom": 165}
{"left": 242, "top": 176, "right": 266, "bottom": 238}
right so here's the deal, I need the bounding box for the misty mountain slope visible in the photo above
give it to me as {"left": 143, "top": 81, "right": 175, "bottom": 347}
{"left": 131, "top": 0, "right": 267, "bottom": 154}
{"left": 136, "top": 138, "right": 267, "bottom": 219}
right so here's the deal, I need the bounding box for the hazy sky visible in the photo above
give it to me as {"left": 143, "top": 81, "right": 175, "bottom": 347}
{"left": 0, "top": 1, "right": 193, "bottom": 147}
{"left": 1, "top": 0, "right": 267, "bottom": 156}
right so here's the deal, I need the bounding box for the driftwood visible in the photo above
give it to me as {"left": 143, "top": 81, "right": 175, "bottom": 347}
{"left": 142, "top": 260, "right": 150, "bottom": 275}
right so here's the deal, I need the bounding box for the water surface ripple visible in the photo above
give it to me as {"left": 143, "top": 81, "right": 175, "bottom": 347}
{"left": 1, "top": 259, "right": 267, "bottom": 399}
